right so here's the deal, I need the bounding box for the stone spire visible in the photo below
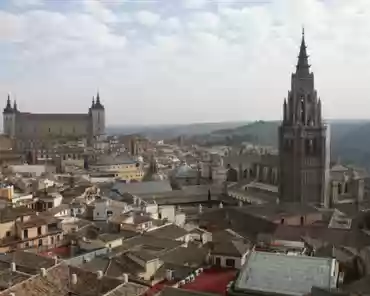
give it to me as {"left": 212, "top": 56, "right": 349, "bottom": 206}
{"left": 13, "top": 100, "right": 18, "bottom": 112}
{"left": 3, "top": 93, "right": 13, "bottom": 114}
{"left": 93, "top": 91, "right": 104, "bottom": 110}
{"left": 296, "top": 27, "right": 310, "bottom": 77}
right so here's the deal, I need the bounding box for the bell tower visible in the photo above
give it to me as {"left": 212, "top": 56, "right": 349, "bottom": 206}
{"left": 90, "top": 91, "right": 105, "bottom": 137}
{"left": 278, "top": 29, "right": 331, "bottom": 207}
{"left": 3, "top": 93, "right": 16, "bottom": 138}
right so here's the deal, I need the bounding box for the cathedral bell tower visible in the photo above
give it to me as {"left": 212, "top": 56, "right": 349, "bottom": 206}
{"left": 3, "top": 93, "right": 16, "bottom": 138}
{"left": 278, "top": 29, "right": 331, "bottom": 207}
{"left": 89, "top": 91, "right": 105, "bottom": 138}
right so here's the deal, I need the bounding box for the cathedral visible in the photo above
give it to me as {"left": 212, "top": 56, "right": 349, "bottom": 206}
{"left": 2, "top": 92, "right": 105, "bottom": 150}
{"left": 225, "top": 30, "right": 365, "bottom": 208}
{"left": 278, "top": 29, "right": 331, "bottom": 207}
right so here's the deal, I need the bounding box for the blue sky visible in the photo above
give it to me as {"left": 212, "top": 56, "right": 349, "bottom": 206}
{"left": 1, "top": 0, "right": 370, "bottom": 125}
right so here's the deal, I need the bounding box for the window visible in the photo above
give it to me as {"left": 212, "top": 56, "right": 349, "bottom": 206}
{"left": 300, "top": 216, "right": 304, "bottom": 226}
{"left": 6, "top": 231, "right": 11, "bottom": 237}
{"left": 226, "top": 258, "right": 235, "bottom": 268}
{"left": 48, "top": 128, "right": 51, "bottom": 133}
{"left": 57, "top": 235, "right": 60, "bottom": 241}
{"left": 51, "top": 237, "right": 54, "bottom": 244}
{"left": 23, "top": 229, "right": 28, "bottom": 239}
{"left": 107, "top": 210, "right": 113, "bottom": 217}
{"left": 38, "top": 239, "right": 43, "bottom": 246}
{"left": 37, "top": 227, "right": 42, "bottom": 235}
{"left": 280, "top": 218, "right": 285, "bottom": 224}
{"left": 344, "top": 183, "right": 349, "bottom": 193}
{"left": 25, "top": 242, "right": 29, "bottom": 248}
{"left": 215, "top": 257, "right": 221, "bottom": 266}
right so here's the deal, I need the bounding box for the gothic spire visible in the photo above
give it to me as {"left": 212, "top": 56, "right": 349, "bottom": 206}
{"left": 3, "top": 93, "right": 13, "bottom": 114}
{"left": 93, "top": 91, "right": 104, "bottom": 110}
{"left": 13, "top": 100, "right": 18, "bottom": 112}
{"left": 296, "top": 27, "right": 310, "bottom": 76}
{"left": 96, "top": 91, "right": 100, "bottom": 104}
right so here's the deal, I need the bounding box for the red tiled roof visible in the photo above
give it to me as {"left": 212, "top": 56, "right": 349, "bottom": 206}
{"left": 181, "top": 268, "right": 236, "bottom": 295}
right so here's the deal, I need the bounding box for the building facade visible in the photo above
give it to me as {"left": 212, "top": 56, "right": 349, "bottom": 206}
{"left": 2, "top": 92, "right": 105, "bottom": 150}
{"left": 278, "top": 30, "right": 331, "bottom": 207}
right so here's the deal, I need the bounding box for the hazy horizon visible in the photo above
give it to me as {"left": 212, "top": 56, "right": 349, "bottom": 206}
{"left": 1, "top": 0, "right": 370, "bottom": 125}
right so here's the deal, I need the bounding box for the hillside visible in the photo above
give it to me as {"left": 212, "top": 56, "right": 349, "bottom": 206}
{"left": 197, "top": 119, "right": 370, "bottom": 170}
{"left": 107, "top": 121, "right": 248, "bottom": 140}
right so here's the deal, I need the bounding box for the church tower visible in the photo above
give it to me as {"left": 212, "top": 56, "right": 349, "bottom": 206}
{"left": 278, "top": 29, "right": 331, "bottom": 207}
{"left": 90, "top": 91, "right": 105, "bottom": 137}
{"left": 3, "top": 94, "right": 16, "bottom": 138}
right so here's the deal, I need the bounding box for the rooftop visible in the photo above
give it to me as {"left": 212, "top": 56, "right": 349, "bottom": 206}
{"left": 233, "top": 251, "right": 337, "bottom": 296}
{"left": 111, "top": 180, "right": 173, "bottom": 197}
{"left": 159, "top": 287, "right": 219, "bottom": 296}
{"left": 0, "top": 263, "right": 124, "bottom": 296}
{"left": 146, "top": 224, "right": 188, "bottom": 240}
{"left": 94, "top": 155, "right": 136, "bottom": 166}
{"left": 181, "top": 268, "right": 236, "bottom": 295}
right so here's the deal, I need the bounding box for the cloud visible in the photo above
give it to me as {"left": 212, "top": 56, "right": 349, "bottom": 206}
{"left": 3, "top": 0, "right": 370, "bottom": 124}
{"left": 183, "top": 0, "right": 208, "bottom": 9}
{"left": 135, "top": 10, "right": 160, "bottom": 26}
{"left": 82, "top": 0, "right": 117, "bottom": 23}
{"left": 11, "top": 0, "right": 43, "bottom": 8}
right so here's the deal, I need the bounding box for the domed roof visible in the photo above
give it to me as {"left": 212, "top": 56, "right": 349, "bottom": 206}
{"left": 173, "top": 163, "right": 197, "bottom": 179}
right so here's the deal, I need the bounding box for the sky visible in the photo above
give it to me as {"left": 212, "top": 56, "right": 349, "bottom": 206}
{"left": 1, "top": 0, "right": 370, "bottom": 125}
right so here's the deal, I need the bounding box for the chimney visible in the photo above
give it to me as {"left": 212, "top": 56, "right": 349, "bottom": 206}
{"left": 53, "top": 256, "right": 58, "bottom": 265}
{"left": 40, "top": 268, "right": 47, "bottom": 277}
{"left": 10, "top": 262, "right": 16, "bottom": 272}
{"left": 96, "top": 270, "right": 103, "bottom": 280}
{"left": 71, "top": 273, "right": 78, "bottom": 285}
{"left": 122, "top": 273, "right": 128, "bottom": 283}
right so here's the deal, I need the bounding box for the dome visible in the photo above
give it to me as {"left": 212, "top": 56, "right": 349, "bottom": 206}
{"left": 173, "top": 163, "right": 197, "bottom": 179}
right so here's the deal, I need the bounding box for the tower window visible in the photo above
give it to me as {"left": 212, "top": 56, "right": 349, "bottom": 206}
{"left": 284, "top": 139, "right": 292, "bottom": 150}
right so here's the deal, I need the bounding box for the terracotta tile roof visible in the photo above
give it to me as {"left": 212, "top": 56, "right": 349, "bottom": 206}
{"left": 0, "top": 207, "right": 35, "bottom": 223}
{"left": 0, "top": 251, "right": 55, "bottom": 275}
{"left": 146, "top": 224, "right": 188, "bottom": 240}
{"left": 16, "top": 215, "right": 56, "bottom": 229}
{"left": 1, "top": 263, "right": 124, "bottom": 296}
{"left": 104, "top": 282, "right": 148, "bottom": 296}
{"left": 0, "top": 270, "right": 31, "bottom": 290}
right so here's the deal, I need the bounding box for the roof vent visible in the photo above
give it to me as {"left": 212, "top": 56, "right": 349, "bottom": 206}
{"left": 71, "top": 273, "right": 78, "bottom": 285}
{"left": 96, "top": 270, "right": 103, "bottom": 280}
{"left": 40, "top": 268, "right": 47, "bottom": 277}
{"left": 122, "top": 273, "right": 128, "bottom": 283}
{"left": 10, "top": 262, "right": 16, "bottom": 272}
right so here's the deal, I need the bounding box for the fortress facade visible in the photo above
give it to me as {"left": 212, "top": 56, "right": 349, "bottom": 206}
{"left": 2, "top": 93, "right": 105, "bottom": 151}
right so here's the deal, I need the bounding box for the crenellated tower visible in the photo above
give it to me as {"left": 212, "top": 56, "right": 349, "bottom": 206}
{"left": 278, "top": 29, "right": 331, "bottom": 207}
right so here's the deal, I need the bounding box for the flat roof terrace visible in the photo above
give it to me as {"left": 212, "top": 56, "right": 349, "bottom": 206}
{"left": 232, "top": 251, "right": 338, "bottom": 296}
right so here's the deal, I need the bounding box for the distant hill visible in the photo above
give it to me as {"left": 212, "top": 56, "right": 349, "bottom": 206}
{"left": 194, "top": 119, "right": 370, "bottom": 170}
{"left": 107, "top": 119, "right": 370, "bottom": 170}
{"left": 106, "top": 121, "right": 249, "bottom": 140}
